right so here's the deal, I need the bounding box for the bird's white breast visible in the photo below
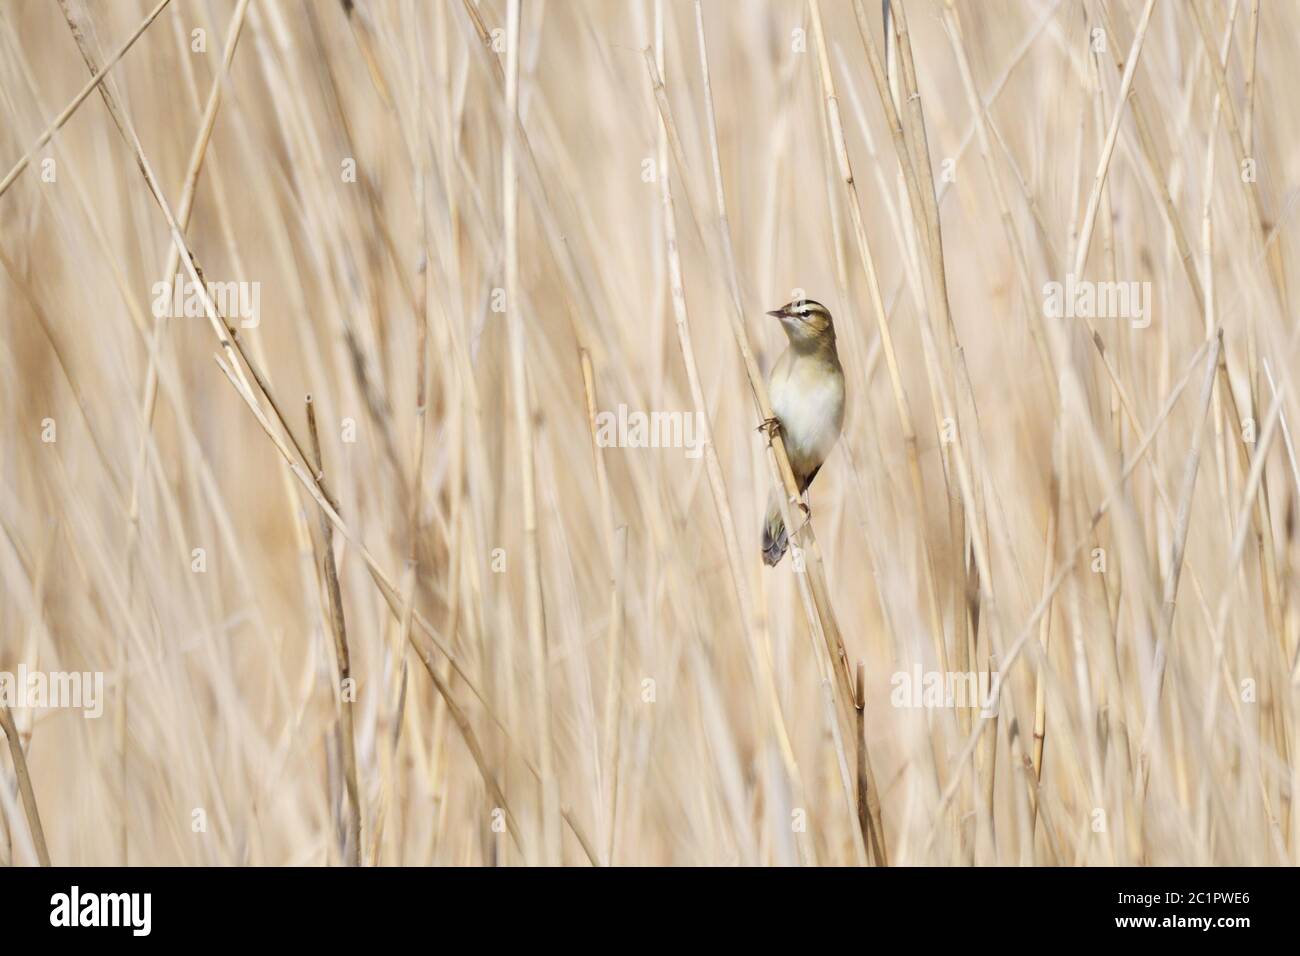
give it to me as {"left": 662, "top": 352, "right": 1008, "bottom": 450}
{"left": 770, "top": 358, "right": 845, "bottom": 475}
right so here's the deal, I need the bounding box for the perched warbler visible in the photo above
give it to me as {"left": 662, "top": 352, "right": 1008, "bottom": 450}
{"left": 760, "top": 298, "right": 845, "bottom": 566}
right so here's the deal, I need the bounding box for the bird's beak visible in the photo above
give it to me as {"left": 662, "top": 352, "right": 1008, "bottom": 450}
{"left": 766, "top": 309, "right": 785, "bottom": 318}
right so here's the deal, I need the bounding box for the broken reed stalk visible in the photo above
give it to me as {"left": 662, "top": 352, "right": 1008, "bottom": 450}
{"left": 306, "top": 395, "right": 362, "bottom": 867}
{"left": 0, "top": 706, "right": 50, "bottom": 866}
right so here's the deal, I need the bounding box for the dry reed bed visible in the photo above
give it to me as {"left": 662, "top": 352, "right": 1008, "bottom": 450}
{"left": 0, "top": 0, "right": 1297, "bottom": 865}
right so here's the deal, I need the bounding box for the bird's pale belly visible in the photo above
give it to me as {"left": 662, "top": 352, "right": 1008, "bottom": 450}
{"left": 771, "top": 369, "right": 844, "bottom": 486}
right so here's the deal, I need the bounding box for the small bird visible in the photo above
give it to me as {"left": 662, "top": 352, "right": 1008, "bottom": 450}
{"left": 760, "top": 298, "right": 846, "bottom": 566}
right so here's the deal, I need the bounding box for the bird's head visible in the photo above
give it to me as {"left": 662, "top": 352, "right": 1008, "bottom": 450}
{"left": 767, "top": 298, "right": 836, "bottom": 350}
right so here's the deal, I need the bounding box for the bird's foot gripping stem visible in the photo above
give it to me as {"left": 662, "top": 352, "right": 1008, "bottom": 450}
{"left": 757, "top": 417, "right": 781, "bottom": 442}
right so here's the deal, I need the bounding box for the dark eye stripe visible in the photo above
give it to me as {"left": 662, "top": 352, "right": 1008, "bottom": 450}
{"left": 777, "top": 299, "right": 829, "bottom": 322}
